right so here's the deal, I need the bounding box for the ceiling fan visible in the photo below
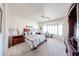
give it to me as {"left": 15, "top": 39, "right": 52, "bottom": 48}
{"left": 41, "top": 16, "right": 51, "bottom": 19}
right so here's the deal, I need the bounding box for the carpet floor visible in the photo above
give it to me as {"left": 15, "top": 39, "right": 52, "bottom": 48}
{"left": 7, "top": 38, "right": 67, "bottom": 56}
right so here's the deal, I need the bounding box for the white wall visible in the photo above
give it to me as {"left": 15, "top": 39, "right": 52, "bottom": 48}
{"left": 0, "top": 3, "right": 2, "bottom": 56}
{"left": 8, "top": 12, "right": 39, "bottom": 36}
{"left": 39, "top": 17, "right": 68, "bottom": 42}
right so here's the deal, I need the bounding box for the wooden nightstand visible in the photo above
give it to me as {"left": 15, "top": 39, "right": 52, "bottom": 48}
{"left": 9, "top": 35, "right": 25, "bottom": 48}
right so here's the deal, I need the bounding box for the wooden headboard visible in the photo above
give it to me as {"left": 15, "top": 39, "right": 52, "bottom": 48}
{"left": 23, "top": 28, "right": 30, "bottom": 32}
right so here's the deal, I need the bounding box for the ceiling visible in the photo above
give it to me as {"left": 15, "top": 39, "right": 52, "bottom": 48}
{"left": 8, "top": 3, "right": 71, "bottom": 22}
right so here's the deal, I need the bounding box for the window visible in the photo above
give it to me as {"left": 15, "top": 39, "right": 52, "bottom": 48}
{"left": 54, "top": 25, "right": 58, "bottom": 35}
{"left": 43, "top": 26, "right": 47, "bottom": 34}
{"left": 43, "top": 23, "right": 63, "bottom": 36}
{"left": 51, "top": 25, "right": 54, "bottom": 34}
{"left": 58, "top": 24, "right": 63, "bottom": 36}
{"left": 48, "top": 25, "right": 52, "bottom": 34}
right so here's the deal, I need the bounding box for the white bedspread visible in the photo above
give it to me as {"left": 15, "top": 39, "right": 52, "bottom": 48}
{"left": 24, "top": 34, "right": 46, "bottom": 49}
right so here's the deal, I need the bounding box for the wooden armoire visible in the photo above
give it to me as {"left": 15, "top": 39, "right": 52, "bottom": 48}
{"left": 65, "top": 3, "right": 79, "bottom": 56}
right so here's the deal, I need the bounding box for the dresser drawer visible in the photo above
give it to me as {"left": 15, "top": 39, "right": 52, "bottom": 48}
{"left": 9, "top": 35, "right": 25, "bottom": 47}
{"left": 12, "top": 37, "right": 24, "bottom": 45}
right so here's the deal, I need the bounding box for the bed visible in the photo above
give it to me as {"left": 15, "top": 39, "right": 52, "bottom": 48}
{"left": 24, "top": 28, "right": 47, "bottom": 49}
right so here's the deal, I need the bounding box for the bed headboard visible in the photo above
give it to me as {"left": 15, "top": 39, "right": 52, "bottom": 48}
{"left": 24, "top": 28, "right": 30, "bottom": 32}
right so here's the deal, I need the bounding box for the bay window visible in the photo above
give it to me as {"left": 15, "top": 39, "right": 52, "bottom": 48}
{"left": 58, "top": 24, "right": 63, "bottom": 36}
{"left": 43, "top": 23, "right": 63, "bottom": 36}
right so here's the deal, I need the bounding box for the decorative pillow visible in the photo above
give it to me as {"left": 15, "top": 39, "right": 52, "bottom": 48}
{"left": 27, "top": 31, "right": 32, "bottom": 35}
{"left": 36, "top": 32, "right": 41, "bottom": 34}
{"left": 24, "top": 32, "right": 28, "bottom": 36}
{"left": 30, "top": 29, "right": 36, "bottom": 35}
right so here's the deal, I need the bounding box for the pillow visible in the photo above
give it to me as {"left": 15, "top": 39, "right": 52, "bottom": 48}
{"left": 30, "top": 29, "right": 36, "bottom": 35}
{"left": 27, "top": 31, "right": 32, "bottom": 35}
{"left": 36, "top": 32, "right": 41, "bottom": 34}
{"left": 24, "top": 32, "right": 28, "bottom": 36}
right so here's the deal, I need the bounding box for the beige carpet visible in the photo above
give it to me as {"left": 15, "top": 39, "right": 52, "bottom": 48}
{"left": 7, "top": 38, "right": 67, "bottom": 56}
